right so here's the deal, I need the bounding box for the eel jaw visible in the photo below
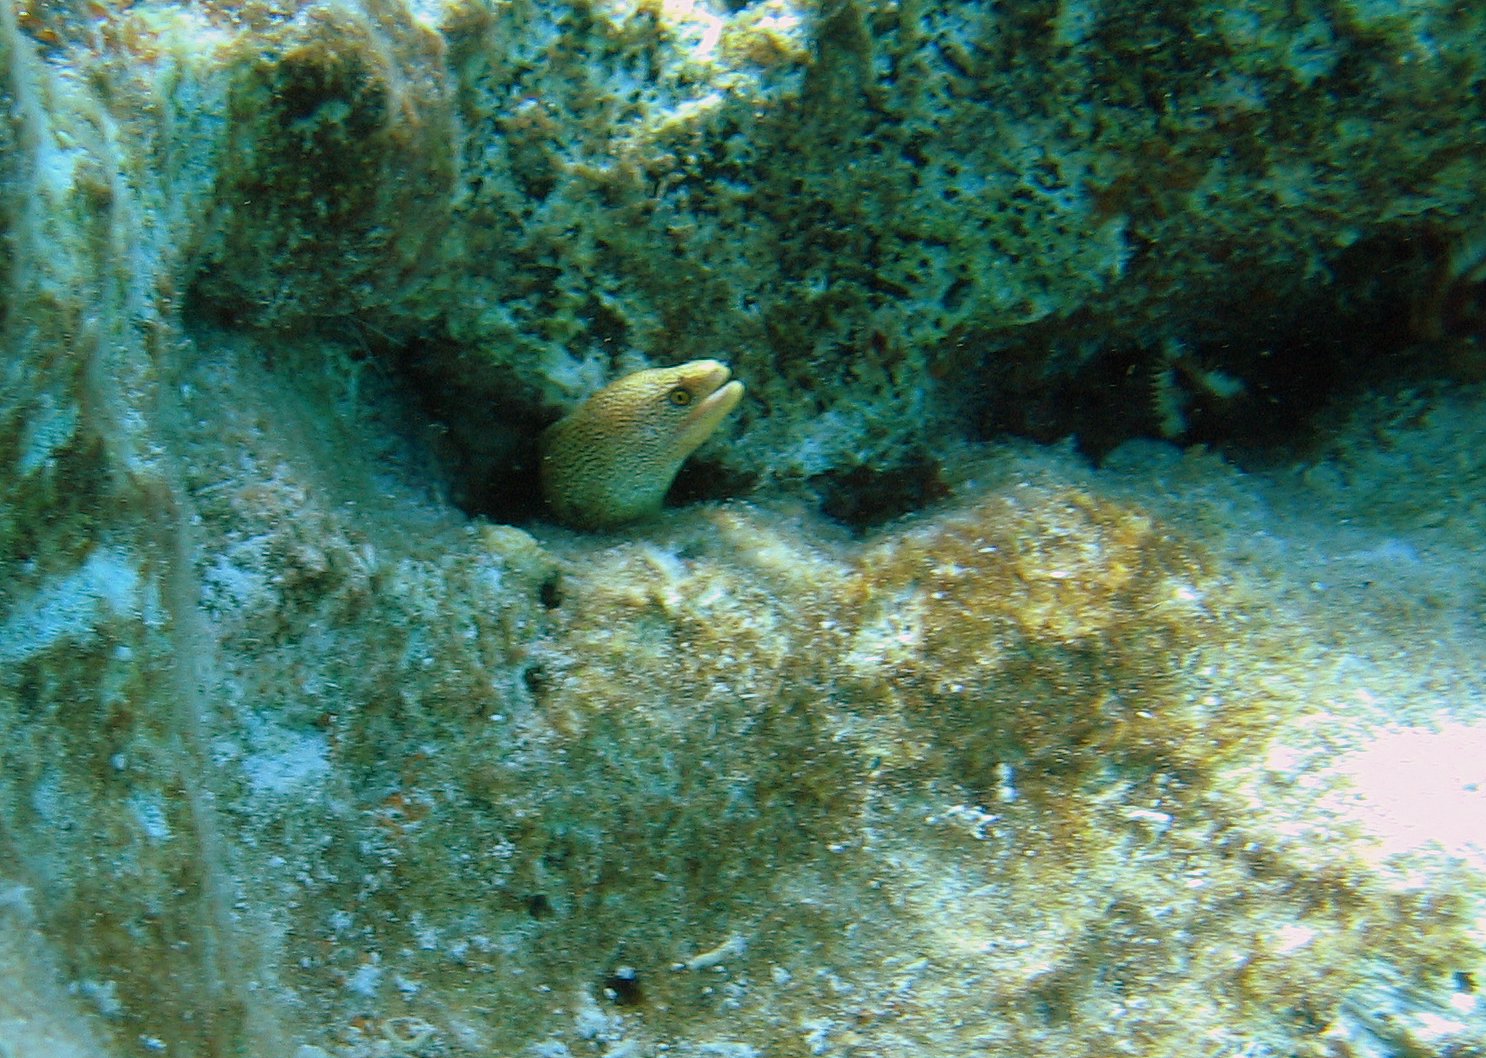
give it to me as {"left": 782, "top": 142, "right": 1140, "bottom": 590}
{"left": 672, "top": 364, "right": 745, "bottom": 458}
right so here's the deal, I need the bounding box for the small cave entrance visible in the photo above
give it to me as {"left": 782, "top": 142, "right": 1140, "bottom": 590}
{"left": 972, "top": 231, "right": 1465, "bottom": 467}
{"left": 391, "top": 340, "right": 760, "bottom": 529}
{"left": 391, "top": 338, "right": 552, "bottom": 526}
{"left": 179, "top": 284, "right": 556, "bottom": 528}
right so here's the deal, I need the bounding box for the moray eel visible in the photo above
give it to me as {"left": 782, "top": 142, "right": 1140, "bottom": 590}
{"left": 539, "top": 360, "right": 744, "bottom": 529}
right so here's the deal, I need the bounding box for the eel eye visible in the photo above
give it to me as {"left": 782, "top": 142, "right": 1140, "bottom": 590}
{"left": 668, "top": 386, "right": 693, "bottom": 407}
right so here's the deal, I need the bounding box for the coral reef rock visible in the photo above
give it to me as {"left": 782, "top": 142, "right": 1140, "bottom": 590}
{"left": 1, "top": 0, "right": 1484, "bottom": 1055}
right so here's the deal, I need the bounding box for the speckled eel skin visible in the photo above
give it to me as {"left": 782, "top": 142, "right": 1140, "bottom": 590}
{"left": 539, "top": 360, "right": 745, "bottom": 529}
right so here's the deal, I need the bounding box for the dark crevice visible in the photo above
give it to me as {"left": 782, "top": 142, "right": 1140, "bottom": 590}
{"left": 810, "top": 452, "right": 953, "bottom": 534}
{"left": 393, "top": 339, "right": 551, "bottom": 526}
{"left": 799, "top": 228, "right": 1473, "bottom": 532}
{"left": 666, "top": 456, "right": 758, "bottom": 516}
{"left": 182, "top": 278, "right": 759, "bottom": 529}
{"left": 180, "top": 220, "right": 1480, "bottom": 536}
{"left": 178, "top": 292, "right": 517, "bottom": 523}
{"left": 974, "top": 230, "right": 1466, "bottom": 468}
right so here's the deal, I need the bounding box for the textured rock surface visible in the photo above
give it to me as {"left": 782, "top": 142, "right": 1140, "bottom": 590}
{"left": 29, "top": 0, "right": 1481, "bottom": 517}
{"left": 1, "top": 1, "right": 1485, "bottom": 1056}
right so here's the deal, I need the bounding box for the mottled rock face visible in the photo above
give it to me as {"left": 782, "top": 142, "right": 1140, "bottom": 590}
{"left": 163, "top": 0, "right": 1485, "bottom": 515}
{"left": 1, "top": 1, "right": 1485, "bottom": 1056}
{"left": 195, "top": 4, "right": 457, "bottom": 327}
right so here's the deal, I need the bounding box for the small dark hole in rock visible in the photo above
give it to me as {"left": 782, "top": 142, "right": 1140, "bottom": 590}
{"left": 522, "top": 664, "right": 550, "bottom": 700}
{"left": 393, "top": 338, "right": 551, "bottom": 525}
{"left": 603, "top": 966, "right": 643, "bottom": 1006}
{"left": 813, "top": 454, "right": 951, "bottom": 533}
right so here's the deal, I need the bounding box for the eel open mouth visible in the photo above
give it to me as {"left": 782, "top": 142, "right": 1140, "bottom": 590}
{"left": 674, "top": 362, "right": 745, "bottom": 457}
